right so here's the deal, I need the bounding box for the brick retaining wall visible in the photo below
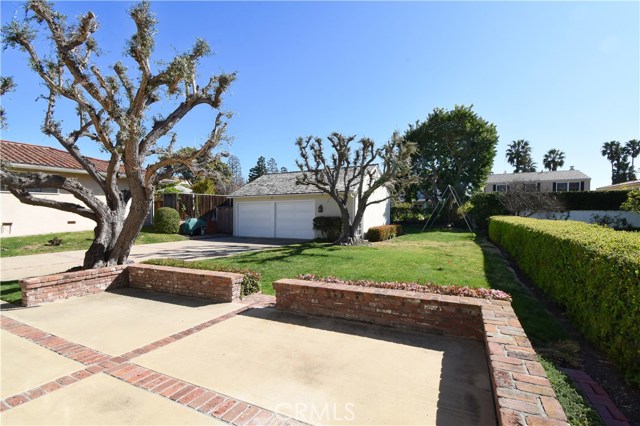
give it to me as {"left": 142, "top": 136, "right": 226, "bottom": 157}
{"left": 127, "top": 264, "right": 242, "bottom": 303}
{"left": 19, "top": 264, "right": 243, "bottom": 307}
{"left": 274, "top": 279, "right": 569, "bottom": 426}
{"left": 20, "top": 266, "right": 128, "bottom": 307}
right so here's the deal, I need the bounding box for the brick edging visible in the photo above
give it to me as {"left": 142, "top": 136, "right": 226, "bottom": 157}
{"left": 274, "top": 279, "right": 570, "bottom": 426}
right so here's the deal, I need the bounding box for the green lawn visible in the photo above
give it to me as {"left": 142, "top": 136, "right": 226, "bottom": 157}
{"left": 0, "top": 227, "right": 186, "bottom": 257}
{"left": 0, "top": 280, "right": 21, "bottom": 304}
{"left": 150, "top": 229, "right": 565, "bottom": 344}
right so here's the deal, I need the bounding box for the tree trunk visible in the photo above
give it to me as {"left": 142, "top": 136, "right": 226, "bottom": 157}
{"left": 82, "top": 198, "right": 151, "bottom": 269}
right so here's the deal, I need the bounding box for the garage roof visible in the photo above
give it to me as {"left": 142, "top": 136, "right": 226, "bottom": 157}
{"left": 230, "top": 166, "right": 379, "bottom": 197}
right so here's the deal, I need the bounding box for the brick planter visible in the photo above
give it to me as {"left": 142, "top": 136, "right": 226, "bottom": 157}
{"left": 127, "top": 264, "right": 242, "bottom": 303}
{"left": 20, "top": 266, "right": 128, "bottom": 307}
{"left": 19, "top": 264, "right": 243, "bottom": 307}
{"left": 273, "top": 279, "right": 569, "bottom": 426}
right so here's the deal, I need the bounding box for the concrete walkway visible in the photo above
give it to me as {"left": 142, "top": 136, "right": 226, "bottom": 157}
{"left": 0, "top": 236, "right": 293, "bottom": 281}
{"left": 0, "top": 290, "right": 496, "bottom": 425}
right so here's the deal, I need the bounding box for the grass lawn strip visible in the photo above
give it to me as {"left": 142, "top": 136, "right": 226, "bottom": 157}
{"left": 0, "top": 227, "right": 186, "bottom": 257}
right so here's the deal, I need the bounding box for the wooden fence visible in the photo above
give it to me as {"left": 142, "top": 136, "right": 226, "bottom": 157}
{"left": 152, "top": 194, "right": 233, "bottom": 234}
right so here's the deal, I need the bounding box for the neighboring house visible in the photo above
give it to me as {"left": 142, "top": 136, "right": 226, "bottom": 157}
{"left": 596, "top": 179, "right": 640, "bottom": 191}
{"left": 0, "top": 140, "right": 128, "bottom": 236}
{"left": 228, "top": 167, "right": 390, "bottom": 239}
{"left": 484, "top": 168, "right": 591, "bottom": 193}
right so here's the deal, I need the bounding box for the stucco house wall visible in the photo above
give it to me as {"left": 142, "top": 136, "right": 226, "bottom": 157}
{"left": 1, "top": 140, "right": 131, "bottom": 237}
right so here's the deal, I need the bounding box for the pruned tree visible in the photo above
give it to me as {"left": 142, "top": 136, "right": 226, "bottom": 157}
{"left": 506, "top": 139, "right": 536, "bottom": 173}
{"left": 542, "top": 149, "right": 565, "bottom": 171}
{"left": 0, "top": 1, "right": 235, "bottom": 269}
{"left": 296, "top": 132, "right": 416, "bottom": 245}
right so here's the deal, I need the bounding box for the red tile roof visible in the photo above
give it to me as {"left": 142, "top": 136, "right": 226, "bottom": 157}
{"left": 1, "top": 140, "right": 119, "bottom": 174}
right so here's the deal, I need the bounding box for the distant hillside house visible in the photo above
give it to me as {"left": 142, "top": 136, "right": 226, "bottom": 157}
{"left": 484, "top": 169, "right": 591, "bottom": 193}
{"left": 0, "top": 140, "right": 128, "bottom": 236}
{"left": 229, "top": 166, "right": 390, "bottom": 239}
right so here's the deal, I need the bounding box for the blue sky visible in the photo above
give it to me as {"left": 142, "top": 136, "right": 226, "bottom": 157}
{"left": 1, "top": 1, "right": 638, "bottom": 190}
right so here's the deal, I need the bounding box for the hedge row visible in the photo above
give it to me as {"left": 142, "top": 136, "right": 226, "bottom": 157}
{"left": 558, "top": 190, "right": 631, "bottom": 210}
{"left": 365, "top": 224, "right": 402, "bottom": 242}
{"left": 488, "top": 216, "right": 640, "bottom": 385}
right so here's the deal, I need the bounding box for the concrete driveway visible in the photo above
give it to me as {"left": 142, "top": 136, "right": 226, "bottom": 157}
{"left": 0, "top": 236, "right": 295, "bottom": 281}
{"left": 0, "top": 289, "right": 495, "bottom": 425}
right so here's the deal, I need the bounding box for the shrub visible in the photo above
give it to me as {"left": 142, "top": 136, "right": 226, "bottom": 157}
{"left": 365, "top": 224, "right": 402, "bottom": 242}
{"left": 621, "top": 190, "right": 640, "bottom": 213}
{"left": 154, "top": 207, "right": 180, "bottom": 233}
{"left": 489, "top": 216, "right": 640, "bottom": 385}
{"left": 465, "top": 193, "right": 509, "bottom": 230}
{"left": 143, "top": 259, "right": 261, "bottom": 297}
{"left": 391, "top": 202, "right": 427, "bottom": 223}
{"left": 312, "top": 216, "right": 342, "bottom": 241}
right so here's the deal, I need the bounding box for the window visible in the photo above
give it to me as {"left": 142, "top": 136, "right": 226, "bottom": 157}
{"left": 495, "top": 184, "right": 508, "bottom": 192}
{"left": 555, "top": 182, "right": 581, "bottom": 192}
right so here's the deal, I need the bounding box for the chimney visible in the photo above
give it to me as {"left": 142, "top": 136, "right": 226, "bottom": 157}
{"left": 570, "top": 166, "right": 574, "bottom": 170}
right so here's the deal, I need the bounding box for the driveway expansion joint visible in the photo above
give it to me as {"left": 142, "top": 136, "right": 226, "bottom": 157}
{"left": 1, "top": 298, "right": 305, "bottom": 425}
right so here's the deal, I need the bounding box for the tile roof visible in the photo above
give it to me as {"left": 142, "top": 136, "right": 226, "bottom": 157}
{"left": 486, "top": 169, "right": 590, "bottom": 184}
{"left": 230, "top": 166, "right": 379, "bottom": 197}
{"left": 1, "top": 140, "right": 118, "bottom": 174}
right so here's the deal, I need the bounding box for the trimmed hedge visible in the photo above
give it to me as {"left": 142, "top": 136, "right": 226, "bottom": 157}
{"left": 154, "top": 207, "right": 180, "bottom": 233}
{"left": 557, "top": 190, "right": 631, "bottom": 210}
{"left": 489, "top": 216, "right": 640, "bottom": 385}
{"left": 365, "top": 224, "right": 402, "bottom": 242}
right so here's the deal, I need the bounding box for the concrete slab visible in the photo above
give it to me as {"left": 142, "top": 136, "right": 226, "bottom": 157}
{"left": 0, "top": 373, "right": 224, "bottom": 425}
{"left": 2, "top": 289, "right": 244, "bottom": 356}
{"left": 135, "top": 308, "right": 496, "bottom": 425}
{"left": 0, "top": 330, "right": 84, "bottom": 399}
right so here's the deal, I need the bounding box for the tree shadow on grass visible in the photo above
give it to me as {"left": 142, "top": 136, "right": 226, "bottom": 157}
{"left": 0, "top": 280, "right": 22, "bottom": 305}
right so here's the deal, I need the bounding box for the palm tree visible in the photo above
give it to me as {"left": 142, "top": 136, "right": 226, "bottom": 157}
{"left": 506, "top": 139, "right": 535, "bottom": 173}
{"left": 626, "top": 139, "right": 640, "bottom": 171}
{"left": 601, "top": 141, "right": 623, "bottom": 178}
{"left": 542, "top": 149, "right": 566, "bottom": 171}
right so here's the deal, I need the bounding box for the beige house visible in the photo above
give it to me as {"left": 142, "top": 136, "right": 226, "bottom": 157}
{"left": 1, "top": 140, "right": 128, "bottom": 236}
{"left": 484, "top": 169, "right": 591, "bottom": 193}
{"left": 229, "top": 167, "right": 390, "bottom": 239}
{"left": 596, "top": 179, "right": 640, "bottom": 191}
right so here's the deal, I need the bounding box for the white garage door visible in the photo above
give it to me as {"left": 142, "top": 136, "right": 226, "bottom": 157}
{"left": 236, "top": 202, "right": 274, "bottom": 238}
{"left": 275, "top": 201, "right": 315, "bottom": 239}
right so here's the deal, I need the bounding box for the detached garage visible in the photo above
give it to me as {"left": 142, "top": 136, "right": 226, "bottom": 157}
{"left": 229, "top": 169, "right": 391, "bottom": 240}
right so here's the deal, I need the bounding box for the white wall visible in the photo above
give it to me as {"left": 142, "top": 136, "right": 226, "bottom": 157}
{"left": 1, "top": 172, "right": 131, "bottom": 237}
{"left": 528, "top": 210, "right": 640, "bottom": 228}
{"left": 361, "top": 185, "right": 391, "bottom": 234}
